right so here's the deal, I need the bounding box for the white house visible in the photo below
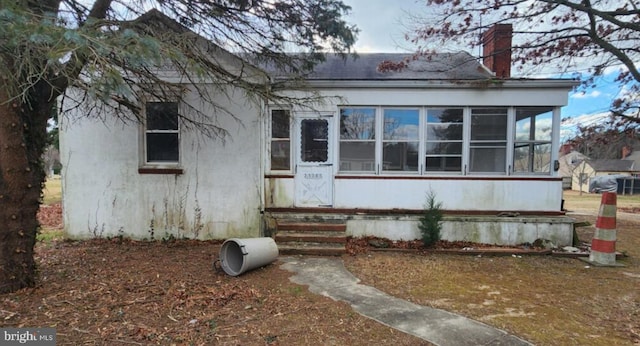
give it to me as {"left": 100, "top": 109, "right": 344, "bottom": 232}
{"left": 60, "top": 15, "right": 578, "bottom": 251}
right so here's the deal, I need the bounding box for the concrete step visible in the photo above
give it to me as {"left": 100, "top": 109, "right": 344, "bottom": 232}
{"left": 274, "top": 219, "right": 347, "bottom": 256}
{"left": 275, "top": 232, "right": 347, "bottom": 244}
{"left": 276, "top": 222, "right": 346, "bottom": 233}
{"left": 277, "top": 243, "right": 346, "bottom": 256}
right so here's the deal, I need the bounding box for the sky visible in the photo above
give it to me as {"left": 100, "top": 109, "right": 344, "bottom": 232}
{"left": 341, "top": 0, "right": 619, "bottom": 141}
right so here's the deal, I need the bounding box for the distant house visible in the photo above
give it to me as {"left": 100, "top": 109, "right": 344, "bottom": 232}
{"left": 557, "top": 150, "right": 588, "bottom": 189}
{"left": 573, "top": 159, "right": 638, "bottom": 192}
{"left": 622, "top": 149, "right": 640, "bottom": 167}
{"left": 60, "top": 14, "right": 579, "bottom": 248}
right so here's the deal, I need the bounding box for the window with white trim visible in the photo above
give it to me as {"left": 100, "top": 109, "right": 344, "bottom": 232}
{"left": 469, "top": 108, "right": 508, "bottom": 173}
{"left": 339, "top": 108, "right": 376, "bottom": 172}
{"left": 270, "top": 109, "right": 291, "bottom": 171}
{"left": 383, "top": 109, "right": 419, "bottom": 172}
{"left": 336, "top": 106, "right": 558, "bottom": 176}
{"left": 144, "top": 102, "right": 179, "bottom": 164}
{"left": 513, "top": 107, "right": 553, "bottom": 173}
{"left": 425, "top": 108, "right": 463, "bottom": 172}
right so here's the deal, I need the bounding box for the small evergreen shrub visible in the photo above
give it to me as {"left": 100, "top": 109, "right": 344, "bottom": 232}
{"left": 419, "top": 191, "right": 443, "bottom": 247}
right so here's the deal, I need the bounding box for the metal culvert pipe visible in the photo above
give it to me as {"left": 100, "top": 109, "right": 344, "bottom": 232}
{"left": 219, "top": 238, "right": 279, "bottom": 276}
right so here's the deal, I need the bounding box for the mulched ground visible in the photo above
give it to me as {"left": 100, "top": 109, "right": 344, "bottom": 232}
{"left": 6, "top": 203, "right": 429, "bottom": 345}
{"left": 37, "top": 203, "right": 63, "bottom": 230}
{"left": 24, "top": 202, "right": 639, "bottom": 345}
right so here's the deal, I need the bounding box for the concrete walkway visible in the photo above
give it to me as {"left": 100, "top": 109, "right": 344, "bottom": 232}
{"left": 280, "top": 257, "right": 532, "bottom": 346}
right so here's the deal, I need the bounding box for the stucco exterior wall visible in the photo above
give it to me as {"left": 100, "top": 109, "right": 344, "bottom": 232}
{"left": 60, "top": 86, "right": 263, "bottom": 240}
{"left": 346, "top": 215, "right": 574, "bottom": 246}
{"left": 266, "top": 177, "right": 563, "bottom": 212}
{"left": 334, "top": 178, "right": 562, "bottom": 211}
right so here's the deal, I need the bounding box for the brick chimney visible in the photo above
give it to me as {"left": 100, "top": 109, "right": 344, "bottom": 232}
{"left": 482, "top": 24, "right": 513, "bottom": 78}
{"left": 622, "top": 145, "right": 632, "bottom": 159}
{"left": 559, "top": 143, "right": 573, "bottom": 156}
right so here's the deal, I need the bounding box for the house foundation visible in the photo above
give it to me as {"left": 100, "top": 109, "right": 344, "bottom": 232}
{"left": 266, "top": 210, "right": 574, "bottom": 247}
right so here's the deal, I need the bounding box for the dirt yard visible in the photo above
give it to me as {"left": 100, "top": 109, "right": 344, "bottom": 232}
{"left": 1, "top": 188, "right": 638, "bottom": 345}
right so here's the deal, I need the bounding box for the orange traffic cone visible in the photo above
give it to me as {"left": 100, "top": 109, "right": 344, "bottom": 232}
{"left": 583, "top": 192, "right": 624, "bottom": 267}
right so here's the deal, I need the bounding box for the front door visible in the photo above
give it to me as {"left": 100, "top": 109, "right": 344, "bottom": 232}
{"left": 294, "top": 115, "right": 333, "bottom": 207}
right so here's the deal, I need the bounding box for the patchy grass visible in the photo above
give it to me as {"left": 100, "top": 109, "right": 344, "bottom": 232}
{"left": 345, "top": 192, "right": 640, "bottom": 345}
{"left": 38, "top": 177, "right": 65, "bottom": 243}
{"left": 37, "top": 229, "right": 66, "bottom": 244}
{"left": 42, "top": 176, "right": 62, "bottom": 205}
{"left": 564, "top": 189, "right": 640, "bottom": 212}
{"left": 345, "top": 247, "right": 639, "bottom": 345}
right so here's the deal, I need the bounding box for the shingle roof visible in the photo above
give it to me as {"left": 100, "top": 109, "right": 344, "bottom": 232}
{"left": 307, "top": 52, "right": 493, "bottom": 80}
{"left": 589, "top": 159, "right": 636, "bottom": 172}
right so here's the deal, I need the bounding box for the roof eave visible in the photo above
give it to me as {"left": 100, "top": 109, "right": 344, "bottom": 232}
{"left": 298, "top": 78, "right": 579, "bottom": 89}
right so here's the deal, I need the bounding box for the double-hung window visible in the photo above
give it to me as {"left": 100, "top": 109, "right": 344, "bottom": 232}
{"left": 513, "top": 107, "right": 553, "bottom": 173}
{"left": 270, "top": 109, "right": 291, "bottom": 171}
{"left": 382, "top": 109, "right": 419, "bottom": 172}
{"left": 339, "top": 108, "right": 376, "bottom": 172}
{"left": 144, "top": 101, "right": 180, "bottom": 164}
{"left": 425, "top": 108, "right": 463, "bottom": 172}
{"left": 469, "top": 108, "right": 508, "bottom": 173}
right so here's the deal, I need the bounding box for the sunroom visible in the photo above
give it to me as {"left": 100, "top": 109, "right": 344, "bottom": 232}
{"left": 263, "top": 53, "right": 577, "bottom": 246}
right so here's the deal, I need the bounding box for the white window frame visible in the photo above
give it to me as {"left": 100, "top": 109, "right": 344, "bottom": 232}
{"left": 268, "top": 108, "right": 292, "bottom": 173}
{"left": 424, "top": 107, "right": 464, "bottom": 174}
{"left": 333, "top": 105, "right": 560, "bottom": 177}
{"left": 381, "top": 107, "right": 420, "bottom": 173}
{"left": 512, "top": 107, "right": 554, "bottom": 175}
{"left": 338, "top": 107, "right": 377, "bottom": 174}
{"left": 468, "top": 107, "right": 509, "bottom": 175}
{"left": 139, "top": 100, "right": 182, "bottom": 170}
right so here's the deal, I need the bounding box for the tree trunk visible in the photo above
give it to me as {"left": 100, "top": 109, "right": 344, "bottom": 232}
{"left": 0, "top": 87, "right": 50, "bottom": 293}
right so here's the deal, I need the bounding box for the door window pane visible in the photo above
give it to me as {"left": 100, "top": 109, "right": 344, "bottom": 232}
{"left": 301, "top": 119, "right": 328, "bottom": 162}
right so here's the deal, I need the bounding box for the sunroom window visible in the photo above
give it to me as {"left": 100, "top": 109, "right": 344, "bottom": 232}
{"left": 425, "top": 108, "right": 463, "bottom": 172}
{"left": 469, "top": 108, "right": 508, "bottom": 173}
{"left": 339, "top": 108, "right": 376, "bottom": 172}
{"left": 335, "top": 106, "right": 557, "bottom": 176}
{"left": 513, "top": 107, "right": 553, "bottom": 173}
{"left": 383, "top": 109, "right": 419, "bottom": 172}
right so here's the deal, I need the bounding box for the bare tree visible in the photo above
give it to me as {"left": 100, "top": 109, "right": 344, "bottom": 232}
{"left": 396, "top": 0, "right": 639, "bottom": 122}
{"left": 565, "top": 120, "right": 639, "bottom": 159}
{"left": 0, "top": 0, "right": 357, "bottom": 293}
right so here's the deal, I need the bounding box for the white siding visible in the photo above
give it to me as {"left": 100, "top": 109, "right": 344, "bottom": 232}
{"left": 60, "top": 86, "right": 263, "bottom": 239}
